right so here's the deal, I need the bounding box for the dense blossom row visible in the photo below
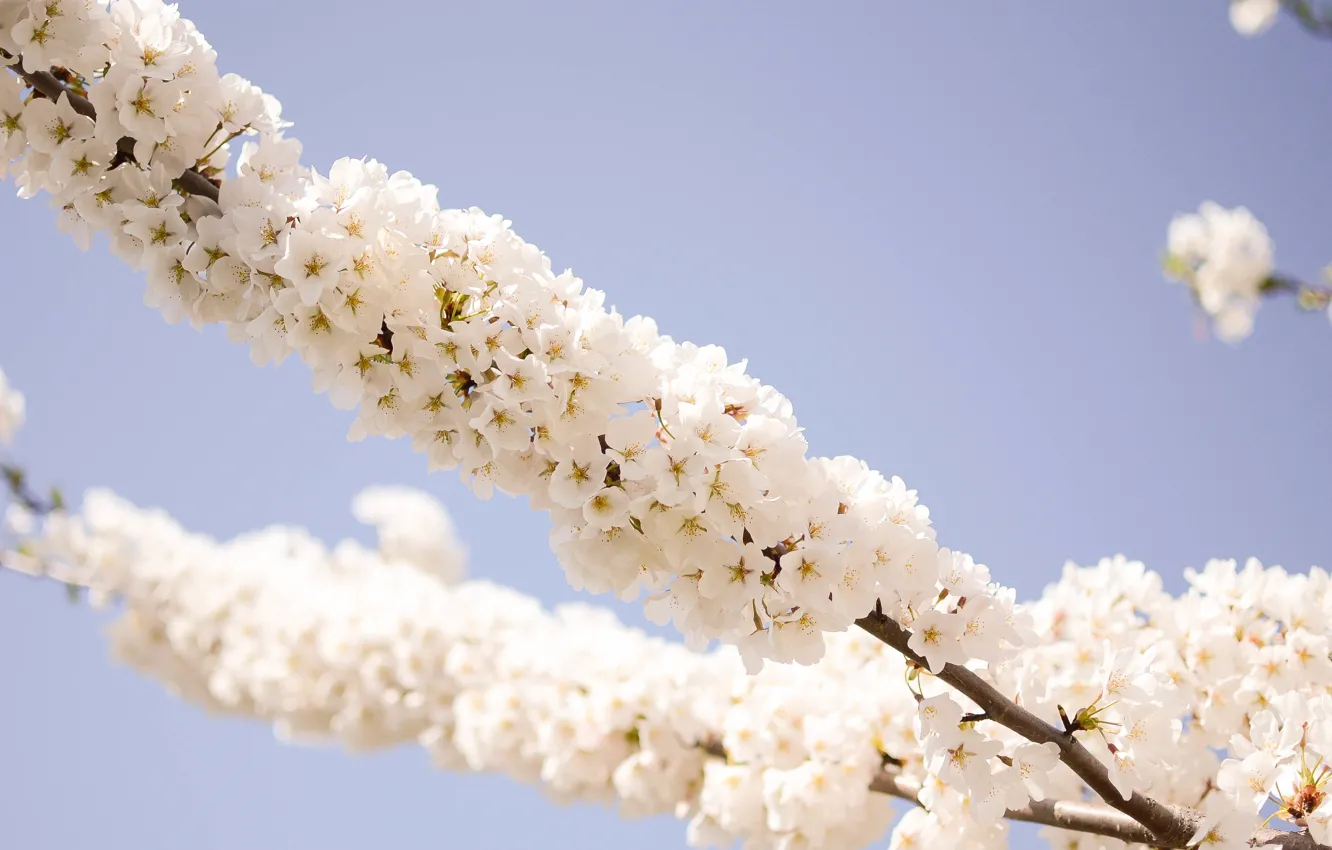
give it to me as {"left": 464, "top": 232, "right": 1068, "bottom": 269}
{"left": 1, "top": 486, "right": 920, "bottom": 850}
{"left": 0, "top": 370, "right": 1315, "bottom": 850}
{"left": 0, "top": 0, "right": 1029, "bottom": 674}
{"left": 0, "top": 487, "right": 1112, "bottom": 849}
{"left": 10, "top": 482, "right": 1332, "bottom": 849}
{"left": 0, "top": 367, "right": 22, "bottom": 445}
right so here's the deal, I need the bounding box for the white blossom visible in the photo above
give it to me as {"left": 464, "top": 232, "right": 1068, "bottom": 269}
{"left": 1165, "top": 202, "right": 1274, "bottom": 342}
{"left": 0, "top": 0, "right": 1032, "bottom": 675}
{"left": 1230, "top": 0, "right": 1280, "bottom": 36}
{"left": 0, "top": 367, "right": 23, "bottom": 445}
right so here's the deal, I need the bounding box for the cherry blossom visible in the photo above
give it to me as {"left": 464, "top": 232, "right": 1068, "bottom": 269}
{"left": 0, "top": 367, "right": 22, "bottom": 445}
{"left": 1164, "top": 202, "right": 1274, "bottom": 342}
{"left": 0, "top": 0, "right": 1032, "bottom": 679}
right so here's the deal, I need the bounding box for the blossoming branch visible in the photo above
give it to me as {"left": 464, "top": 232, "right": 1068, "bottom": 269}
{"left": 1, "top": 2, "right": 1330, "bottom": 848}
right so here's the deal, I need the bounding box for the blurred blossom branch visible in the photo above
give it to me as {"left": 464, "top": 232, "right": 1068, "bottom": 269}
{"left": 1230, "top": 0, "right": 1332, "bottom": 36}
{"left": 1260, "top": 273, "right": 1332, "bottom": 313}
{"left": 0, "top": 463, "right": 77, "bottom": 601}
{"left": 1197, "top": 3, "right": 1332, "bottom": 340}
{"left": 0, "top": 368, "right": 74, "bottom": 600}
{"left": 1, "top": 463, "right": 62, "bottom": 515}
{"left": 1280, "top": 0, "right": 1332, "bottom": 36}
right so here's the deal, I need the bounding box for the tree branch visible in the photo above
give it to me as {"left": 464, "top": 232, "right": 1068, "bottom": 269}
{"left": 1280, "top": 0, "right": 1332, "bottom": 38}
{"left": 700, "top": 734, "right": 1237, "bottom": 847}
{"left": 868, "top": 768, "right": 1165, "bottom": 845}
{"left": 0, "top": 51, "right": 221, "bottom": 202}
{"left": 853, "top": 610, "right": 1330, "bottom": 849}
{"left": 872, "top": 769, "right": 1332, "bottom": 848}
{"left": 1, "top": 463, "right": 58, "bottom": 514}
{"left": 1260, "top": 273, "right": 1332, "bottom": 313}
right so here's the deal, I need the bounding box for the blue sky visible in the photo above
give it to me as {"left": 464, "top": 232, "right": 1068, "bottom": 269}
{"left": 1, "top": 2, "right": 1329, "bottom": 848}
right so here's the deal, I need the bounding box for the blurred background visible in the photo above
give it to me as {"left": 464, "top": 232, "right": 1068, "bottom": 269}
{"left": 0, "top": 2, "right": 1328, "bottom": 848}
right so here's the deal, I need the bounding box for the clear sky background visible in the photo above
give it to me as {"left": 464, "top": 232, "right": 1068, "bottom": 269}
{"left": 0, "top": 2, "right": 1329, "bottom": 848}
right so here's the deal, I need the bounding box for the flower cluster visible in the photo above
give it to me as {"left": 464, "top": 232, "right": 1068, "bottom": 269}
{"left": 1000, "top": 558, "right": 1192, "bottom": 800}
{"left": 0, "top": 0, "right": 1026, "bottom": 672}
{"left": 17, "top": 486, "right": 1332, "bottom": 850}
{"left": 1164, "top": 202, "right": 1332, "bottom": 341}
{"left": 2, "top": 486, "right": 910, "bottom": 850}
{"left": 992, "top": 554, "right": 1332, "bottom": 849}
{"left": 1168, "top": 558, "right": 1332, "bottom": 846}
{"left": 4, "top": 482, "right": 1153, "bottom": 850}
{"left": 0, "top": 366, "right": 22, "bottom": 445}
{"left": 982, "top": 557, "right": 1210, "bottom": 848}
{"left": 1165, "top": 202, "right": 1275, "bottom": 342}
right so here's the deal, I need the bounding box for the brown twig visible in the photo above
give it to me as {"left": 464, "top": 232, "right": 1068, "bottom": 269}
{"left": 696, "top": 734, "right": 1243, "bottom": 846}
{"left": 1280, "top": 0, "right": 1332, "bottom": 38}
{"left": 853, "top": 611, "right": 1329, "bottom": 848}
{"left": 868, "top": 768, "right": 1165, "bottom": 845}
{"left": 1, "top": 463, "right": 57, "bottom": 514}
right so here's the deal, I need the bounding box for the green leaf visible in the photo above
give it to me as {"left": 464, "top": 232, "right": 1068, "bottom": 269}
{"left": 1160, "top": 253, "right": 1191, "bottom": 281}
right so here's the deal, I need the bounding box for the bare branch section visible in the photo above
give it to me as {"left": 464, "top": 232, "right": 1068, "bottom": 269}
{"left": 868, "top": 769, "right": 1165, "bottom": 845}
{"left": 873, "top": 770, "right": 1332, "bottom": 849}
{"left": 1, "top": 463, "right": 59, "bottom": 514}
{"left": 854, "top": 611, "right": 1332, "bottom": 849}
{"left": 703, "top": 734, "right": 1177, "bottom": 845}
{"left": 1281, "top": 0, "right": 1332, "bottom": 38}
{"left": 0, "top": 51, "right": 220, "bottom": 202}
{"left": 1260, "top": 274, "right": 1332, "bottom": 314}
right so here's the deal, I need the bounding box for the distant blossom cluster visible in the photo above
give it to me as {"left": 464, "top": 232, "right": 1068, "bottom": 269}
{"left": 1229, "top": 0, "right": 1281, "bottom": 35}
{"left": 1170, "top": 3, "right": 1332, "bottom": 344}
{"left": 8, "top": 481, "right": 1332, "bottom": 849}
{"left": 0, "top": 366, "right": 22, "bottom": 445}
{"left": 0, "top": 0, "right": 1027, "bottom": 673}
{"left": 1165, "top": 202, "right": 1276, "bottom": 342}
{"left": 1165, "top": 202, "right": 1332, "bottom": 342}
